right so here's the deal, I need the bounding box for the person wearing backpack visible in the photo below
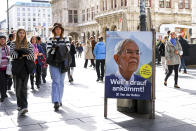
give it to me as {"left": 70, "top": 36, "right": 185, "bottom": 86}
{"left": 47, "top": 23, "right": 70, "bottom": 111}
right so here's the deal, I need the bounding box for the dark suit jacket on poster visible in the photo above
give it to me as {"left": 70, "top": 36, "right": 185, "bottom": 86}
{"left": 105, "top": 74, "right": 152, "bottom": 100}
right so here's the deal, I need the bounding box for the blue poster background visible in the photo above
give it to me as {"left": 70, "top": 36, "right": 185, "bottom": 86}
{"left": 105, "top": 31, "right": 152, "bottom": 100}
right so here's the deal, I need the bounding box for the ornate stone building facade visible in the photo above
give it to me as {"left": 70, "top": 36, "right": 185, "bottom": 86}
{"left": 51, "top": 0, "right": 192, "bottom": 42}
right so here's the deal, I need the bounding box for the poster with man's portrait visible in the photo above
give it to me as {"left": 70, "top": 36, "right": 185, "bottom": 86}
{"left": 105, "top": 31, "right": 152, "bottom": 100}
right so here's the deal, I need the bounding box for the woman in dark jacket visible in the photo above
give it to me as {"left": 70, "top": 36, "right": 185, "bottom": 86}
{"left": 10, "top": 28, "right": 34, "bottom": 115}
{"left": 68, "top": 41, "right": 76, "bottom": 82}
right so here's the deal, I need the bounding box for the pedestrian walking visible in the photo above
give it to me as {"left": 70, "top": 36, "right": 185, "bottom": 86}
{"left": 164, "top": 32, "right": 182, "bottom": 88}
{"left": 10, "top": 28, "right": 34, "bottom": 115}
{"left": 93, "top": 36, "right": 106, "bottom": 82}
{"left": 37, "top": 36, "right": 48, "bottom": 83}
{"left": 84, "top": 40, "right": 95, "bottom": 68}
{"left": 68, "top": 41, "right": 76, "bottom": 83}
{"left": 77, "top": 44, "right": 83, "bottom": 58}
{"left": 159, "top": 36, "right": 168, "bottom": 74}
{"left": 6, "top": 34, "right": 15, "bottom": 90}
{"left": 47, "top": 23, "right": 70, "bottom": 111}
{"left": 178, "top": 35, "right": 189, "bottom": 74}
{"left": 0, "top": 35, "right": 10, "bottom": 102}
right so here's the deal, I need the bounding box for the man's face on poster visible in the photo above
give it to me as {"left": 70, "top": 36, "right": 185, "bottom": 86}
{"left": 114, "top": 42, "right": 140, "bottom": 75}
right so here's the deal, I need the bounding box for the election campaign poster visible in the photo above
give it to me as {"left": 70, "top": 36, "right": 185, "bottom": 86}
{"left": 105, "top": 31, "right": 153, "bottom": 100}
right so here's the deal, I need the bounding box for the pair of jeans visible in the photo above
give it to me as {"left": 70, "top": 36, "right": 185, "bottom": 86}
{"left": 95, "top": 59, "right": 105, "bottom": 79}
{"left": 49, "top": 65, "right": 66, "bottom": 103}
{"left": 164, "top": 64, "right": 179, "bottom": 85}
{"left": 15, "top": 75, "right": 29, "bottom": 109}
{"left": 179, "top": 56, "right": 187, "bottom": 72}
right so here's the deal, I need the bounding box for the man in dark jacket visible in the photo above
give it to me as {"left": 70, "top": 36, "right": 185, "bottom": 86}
{"left": 178, "top": 36, "right": 189, "bottom": 73}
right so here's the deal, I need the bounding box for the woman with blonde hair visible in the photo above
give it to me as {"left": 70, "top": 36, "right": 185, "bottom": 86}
{"left": 10, "top": 28, "right": 34, "bottom": 115}
{"left": 84, "top": 40, "right": 95, "bottom": 68}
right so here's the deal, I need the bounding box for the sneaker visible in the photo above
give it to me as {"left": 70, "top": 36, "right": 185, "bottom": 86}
{"left": 0, "top": 98, "right": 5, "bottom": 102}
{"left": 100, "top": 77, "right": 103, "bottom": 82}
{"left": 54, "top": 102, "right": 59, "bottom": 111}
{"left": 174, "top": 85, "right": 180, "bottom": 88}
{"left": 164, "top": 81, "right": 167, "bottom": 86}
{"left": 17, "top": 107, "right": 22, "bottom": 111}
{"left": 96, "top": 78, "right": 100, "bottom": 82}
{"left": 19, "top": 108, "right": 28, "bottom": 115}
{"left": 43, "top": 78, "right": 46, "bottom": 83}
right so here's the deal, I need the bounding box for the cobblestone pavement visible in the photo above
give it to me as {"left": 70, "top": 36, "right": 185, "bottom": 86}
{"left": 0, "top": 57, "right": 196, "bottom": 131}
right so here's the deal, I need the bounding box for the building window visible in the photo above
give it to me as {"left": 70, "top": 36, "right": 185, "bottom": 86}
{"left": 23, "top": 18, "right": 25, "bottom": 21}
{"left": 74, "top": 10, "right": 78, "bottom": 23}
{"left": 33, "top": 18, "right": 36, "bottom": 21}
{"left": 28, "top": 13, "right": 30, "bottom": 16}
{"left": 17, "top": 13, "right": 20, "bottom": 16}
{"left": 68, "top": 10, "right": 72, "bottom": 23}
{"left": 179, "top": 0, "right": 183, "bottom": 9}
{"left": 28, "top": 8, "right": 30, "bottom": 11}
{"left": 145, "top": 0, "right": 151, "bottom": 7}
{"left": 28, "top": 23, "right": 31, "bottom": 26}
{"left": 97, "top": 5, "right": 99, "bottom": 13}
{"left": 103, "top": 0, "right": 105, "bottom": 11}
{"left": 23, "top": 13, "right": 25, "bottom": 16}
{"left": 28, "top": 18, "right": 31, "bottom": 21}
{"left": 125, "top": 0, "right": 127, "bottom": 6}
{"left": 82, "top": 10, "right": 85, "bottom": 22}
{"left": 185, "top": 0, "right": 190, "bottom": 9}
{"left": 87, "top": 8, "right": 90, "bottom": 21}
{"left": 111, "top": 0, "right": 113, "bottom": 8}
{"left": 159, "top": 0, "right": 164, "bottom": 8}
{"left": 22, "top": 8, "right": 25, "bottom": 11}
{"left": 166, "top": 0, "right": 171, "bottom": 8}
{"left": 105, "top": 0, "right": 107, "bottom": 10}
{"left": 17, "top": 17, "right": 20, "bottom": 21}
{"left": 17, "top": 22, "right": 20, "bottom": 26}
{"left": 91, "top": 7, "right": 95, "bottom": 20}
{"left": 114, "top": 0, "right": 117, "bottom": 8}
{"left": 33, "top": 23, "right": 36, "bottom": 27}
{"left": 121, "top": 0, "right": 123, "bottom": 6}
{"left": 23, "top": 22, "right": 26, "bottom": 26}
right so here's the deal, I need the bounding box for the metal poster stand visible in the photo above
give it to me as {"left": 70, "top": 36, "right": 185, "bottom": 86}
{"left": 104, "top": 30, "right": 156, "bottom": 119}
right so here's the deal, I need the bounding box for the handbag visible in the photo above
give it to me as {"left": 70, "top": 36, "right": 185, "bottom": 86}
{"left": 6, "top": 60, "right": 12, "bottom": 75}
{"left": 25, "top": 59, "right": 36, "bottom": 74}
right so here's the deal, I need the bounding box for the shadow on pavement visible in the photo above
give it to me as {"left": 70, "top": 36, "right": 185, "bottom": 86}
{"left": 107, "top": 112, "right": 196, "bottom": 131}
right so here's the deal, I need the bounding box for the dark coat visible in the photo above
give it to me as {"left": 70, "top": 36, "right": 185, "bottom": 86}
{"left": 159, "top": 43, "right": 165, "bottom": 57}
{"left": 69, "top": 44, "right": 76, "bottom": 67}
{"left": 179, "top": 37, "right": 189, "bottom": 56}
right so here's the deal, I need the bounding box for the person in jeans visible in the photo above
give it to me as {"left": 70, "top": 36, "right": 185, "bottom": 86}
{"left": 47, "top": 23, "right": 70, "bottom": 111}
{"left": 178, "top": 35, "right": 189, "bottom": 74}
{"left": 10, "top": 28, "right": 34, "bottom": 115}
{"left": 0, "top": 35, "right": 9, "bottom": 102}
{"left": 164, "top": 32, "right": 182, "bottom": 88}
{"left": 93, "top": 36, "right": 106, "bottom": 82}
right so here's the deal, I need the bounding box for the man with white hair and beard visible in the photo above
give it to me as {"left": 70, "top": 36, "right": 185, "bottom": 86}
{"left": 105, "top": 39, "right": 151, "bottom": 99}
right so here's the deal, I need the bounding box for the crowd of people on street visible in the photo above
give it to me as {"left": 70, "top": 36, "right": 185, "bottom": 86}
{"left": 156, "top": 31, "right": 190, "bottom": 89}
{"left": 1, "top": 21, "right": 191, "bottom": 116}
{"left": 0, "top": 22, "right": 106, "bottom": 116}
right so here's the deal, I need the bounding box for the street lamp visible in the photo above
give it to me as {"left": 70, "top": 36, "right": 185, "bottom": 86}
{"left": 139, "top": 0, "right": 146, "bottom": 31}
{"left": 7, "top": 0, "right": 10, "bottom": 34}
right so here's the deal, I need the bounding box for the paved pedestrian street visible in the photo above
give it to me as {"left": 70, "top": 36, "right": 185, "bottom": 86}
{"left": 0, "top": 58, "right": 196, "bottom": 131}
